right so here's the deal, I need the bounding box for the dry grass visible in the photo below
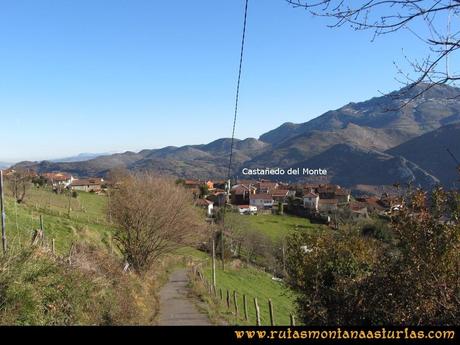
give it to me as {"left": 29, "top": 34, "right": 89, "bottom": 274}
{"left": 0, "top": 243, "right": 173, "bottom": 325}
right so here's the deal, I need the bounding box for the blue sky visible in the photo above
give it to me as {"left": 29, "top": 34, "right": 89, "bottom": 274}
{"left": 0, "top": 0, "right": 430, "bottom": 162}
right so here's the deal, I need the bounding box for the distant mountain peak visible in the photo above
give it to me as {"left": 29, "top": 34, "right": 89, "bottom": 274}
{"left": 12, "top": 84, "right": 460, "bottom": 188}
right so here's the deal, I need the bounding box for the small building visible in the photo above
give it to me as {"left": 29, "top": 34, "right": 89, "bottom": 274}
{"left": 237, "top": 205, "right": 258, "bottom": 215}
{"left": 317, "top": 185, "right": 337, "bottom": 199}
{"left": 355, "top": 196, "right": 386, "bottom": 213}
{"left": 195, "top": 198, "right": 214, "bottom": 216}
{"left": 303, "top": 192, "right": 320, "bottom": 211}
{"left": 207, "top": 191, "right": 226, "bottom": 207}
{"left": 257, "top": 181, "right": 279, "bottom": 194}
{"left": 231, "top": 184, "right": 257, "bottom": 205}
{"left": 318, "top": 199, "right": 338, "bottom": 212}
{"left": 272, "top": 189, "right": 289, "bottom": 202}
{"left": 350, "top": 202, "right": 370, "bottom": 219}
{"left": 335, "top": 189, "right": 351, "bottom": 204}
{"left": 71, "top": 178, "right": 104, "bottom": 192}
{"left": 43, "top": 172, "right": 74, "bottom": 188}
{"left": 249, "top": 193, "right": 274, "bottom": 210}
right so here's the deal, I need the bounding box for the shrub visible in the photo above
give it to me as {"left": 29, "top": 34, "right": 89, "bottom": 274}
{"left": 109, "top": 173, "right": 205, "bottom": 273}
{"left": 285, "top": 188, "right": 460, "bottom": 326}
{"left": 0, "top": 245, "right": 159, "bottom": 325}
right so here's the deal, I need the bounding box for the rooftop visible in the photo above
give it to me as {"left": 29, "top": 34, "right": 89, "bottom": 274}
{"left": 250, "top": 193, "right": 274, "bottom": 201}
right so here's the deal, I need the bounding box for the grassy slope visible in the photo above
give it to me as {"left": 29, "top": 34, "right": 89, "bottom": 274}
{"left": 3, "top": 187, "right": 114, "bottom": 255}
{"left": 0, "top": 187, "right": 166, "bottom": 325}
{"left": 2, "top": 187, "right": 300, "bottom": 325}
{"left": 182, "top": 248, "right": 297, "bottom": 326}
{"left": 245, "top": 213, "right": 317, "bottom": 241}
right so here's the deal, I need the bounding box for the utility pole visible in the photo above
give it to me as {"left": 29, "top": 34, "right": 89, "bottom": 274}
{"left": 222, "top": 179, "right": 232, "bottom": 272}
{"left": 221, "top": 227, "right": 225, "bottom": 271}
{"left": 282, "top": 241, "right": 287, "bottom": 277}
{"left": 1, "top": 170, "right": 7, "bottom": 255}
{"left": 212, "top": 233, "right": 217, "bottom": 290}
{"left": 67, "top": 187, "right": 72, "bottom": 218}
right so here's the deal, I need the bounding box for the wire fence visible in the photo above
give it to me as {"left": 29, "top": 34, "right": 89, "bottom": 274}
{"left": 190, "top": 261, "right": 296, "bottom": 327}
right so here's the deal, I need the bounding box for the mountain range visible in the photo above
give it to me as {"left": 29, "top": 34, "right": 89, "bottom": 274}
{"left": 50, "top": 152, "right": 110, "bottom": 163}
{"left": 14, "top": 83, "right": 460, "bottom": 189}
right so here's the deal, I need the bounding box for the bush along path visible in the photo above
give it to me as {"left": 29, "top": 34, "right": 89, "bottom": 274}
{"left": 158, "top": 269, "right": 211, "bottom": 326}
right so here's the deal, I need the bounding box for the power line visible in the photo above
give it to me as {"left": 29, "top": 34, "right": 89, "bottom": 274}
{"left": 221, "top": 0, "right": 250, "bottom": 271}
{"left": 227, "top": 0, "right": 249, "bottom": 182}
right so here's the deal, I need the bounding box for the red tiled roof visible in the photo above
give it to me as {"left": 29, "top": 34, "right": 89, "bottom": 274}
{"left": 319, "top": 199, "right": 338, "bottom": 205}
{"left": 232, "top": 184, "right": 256, "bottom": 195}
{"left": 272, "top": 190, "right": 289, "bottom": 196}
{"left": 250, "top": 193, "right": 273, "bottom": 201}
{"left": 43, "top": 172, "right": 72, "bottom": 181}
{"left": 304, "top": 192, "right": 318, "bottom": 198}
{"left": 258, "top": 182, "right": 278, "bottom": 189}
{"left": 195, "top": 199, "right": 213, "bottom": 206}
{"left": 350, "top": 202, "right": 368, "bottom": 211}
{"left": 71, "top": 178, "right": 103, "bottom": 187}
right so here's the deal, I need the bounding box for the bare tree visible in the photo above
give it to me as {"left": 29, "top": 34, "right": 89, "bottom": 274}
{"left": 7, "top": 169, "right": 32, "bottom": 204}
{"left": 287, "top": 0, "right": 460, "bottom": 97}
{"left": 109, "top": 173, "right": 205, "bottom": 273}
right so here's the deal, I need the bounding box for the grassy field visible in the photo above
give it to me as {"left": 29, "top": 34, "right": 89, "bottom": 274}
{"left": 181, "top": 247, "right": 297, "bottom": 326}
{"left": 0, "top": 186, "right": 171, "bottom": 325}
{"left": 1, "top": 186, "right": 300, "bottom": 325}
{"left": 3, "top": 186, "right": 114, "bottom": 256}
{"left": 244, "top": 213, "right": 317, "bottom": 241}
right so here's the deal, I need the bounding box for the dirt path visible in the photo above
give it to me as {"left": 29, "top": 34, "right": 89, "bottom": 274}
{"left": 158, "top": 269, "right": 212, "bottom": 326}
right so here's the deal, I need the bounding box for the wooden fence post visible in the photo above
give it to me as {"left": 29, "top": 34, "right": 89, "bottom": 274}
{"left": 290, "top": 313, "right": 296, "bottom": 327}
{"left": 269, "top": 299, "right": 275, "bottom": 326}
{"left": 68, "top": 243, "right": 74, "bottom": 266}
{"left": 243, "top": 294, "right": 248, "bottom": 321}
{"left": 254, "top": 298, "right": 261, "bottom": 326}
{"left": 233, "top": 291, "right": 239, "bottom": 319}
{"left": 220, "top": 288, "right": 223, "bottom": 302}
{"left": 39, "top": 215, "right": 45, "bottom": 246}
{"left": 226, "top": 290, "right": 230, "bottom": 309}
{"left": 52, "top": 238, "right": 56, "bottom": 255}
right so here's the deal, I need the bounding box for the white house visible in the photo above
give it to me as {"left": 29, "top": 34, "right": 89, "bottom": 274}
{"left": 249, "top": 193, "right": 274, "bottom": 210}
{"left": 196, "top": 199, "right": 214, "bottom": 216}
{"left": 237, "top": 205, "right": 258, "bottom": 215}
{"left": 303, "top": 192, "right": 319, "bottom": 211}
{"left": 42, "top": 172, "right": 75, "bottom": 188}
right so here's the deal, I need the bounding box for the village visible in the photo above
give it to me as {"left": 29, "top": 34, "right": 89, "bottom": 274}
{"left": 180, "top": 177, "right": 399, "bottom": 227}
{"left": 3, "top": 167, "right": 401, "bottom": 229}
{"left": 3, "top": 169, "right": 110, "bottom": 193}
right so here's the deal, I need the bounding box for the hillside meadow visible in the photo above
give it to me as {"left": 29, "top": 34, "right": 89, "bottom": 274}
{"left": 0, "top": 186, "right": 169, "bottom": 325}
{"left": 1, "top": 185, "right": 300, "bottom": 326}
